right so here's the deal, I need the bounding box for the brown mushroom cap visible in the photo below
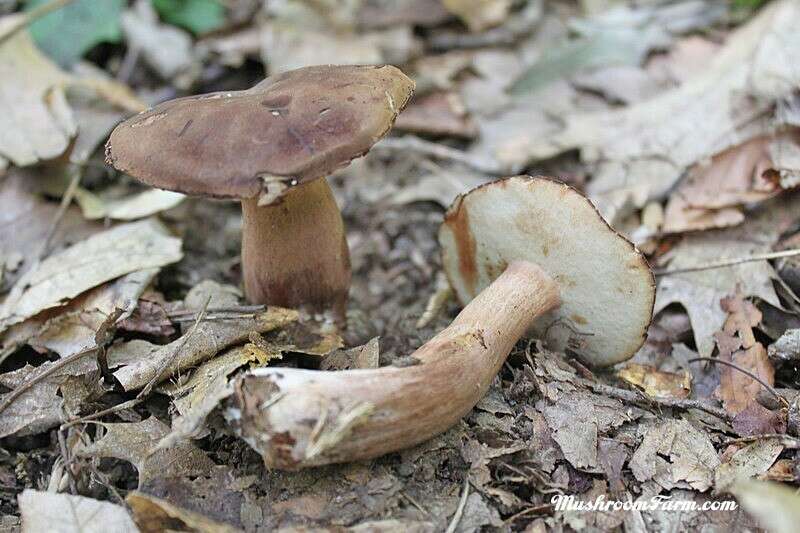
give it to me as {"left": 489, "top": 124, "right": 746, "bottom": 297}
{"left": 439, "top": 176, "right": 655, "bottom": 367}
{"left": 105, "top": 65, "right": 414, "bottom": 199}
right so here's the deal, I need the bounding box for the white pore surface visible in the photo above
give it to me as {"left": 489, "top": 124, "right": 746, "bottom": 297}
{"left": 439, "top": 176, "right": 655, "bottom": 366}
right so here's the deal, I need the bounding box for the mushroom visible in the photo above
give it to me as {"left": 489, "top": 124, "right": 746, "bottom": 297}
{"left": 226, "top": 175, "right": 655, "bottom": 469}
{"left": 105, "top": 65, "right": 414, "bottom": 324}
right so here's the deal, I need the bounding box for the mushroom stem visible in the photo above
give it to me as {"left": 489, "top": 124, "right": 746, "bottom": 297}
{"left": 229, "top": 260, "right": 560, "bottom": 469}
{"left": 241, "top": 178, "right": 350, "bottom": 324}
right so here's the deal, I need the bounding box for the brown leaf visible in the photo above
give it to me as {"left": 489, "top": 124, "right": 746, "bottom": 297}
{"left": 127, "top": 491, "right": 240, "bottom": 533}
{"left": 714, "top": 293, "right": 775, "bottom": 416}
{"left": 394, "top": 91, "right": 477, "bottom": 139}
{"left": 732, "top": 401, "right": 786, "bottom": 437}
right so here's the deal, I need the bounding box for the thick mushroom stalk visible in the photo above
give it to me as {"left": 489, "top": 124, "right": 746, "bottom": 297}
{"left": 241, "top": 178, "right": 350, "bottom": 322}
{"left": 227, "top": 261, "right": 559, "bottom": 469}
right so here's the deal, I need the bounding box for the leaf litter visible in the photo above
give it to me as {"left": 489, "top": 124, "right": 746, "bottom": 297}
{"left": 1, "top": 0, "right": 800, "bottom": 531}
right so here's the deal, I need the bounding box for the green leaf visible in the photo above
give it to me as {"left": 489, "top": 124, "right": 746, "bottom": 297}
{"left": 152, "top": 0, "right": 226, "bottom": 35}
{"left": 25, "top": 0, "right": 125, "bottom": 67}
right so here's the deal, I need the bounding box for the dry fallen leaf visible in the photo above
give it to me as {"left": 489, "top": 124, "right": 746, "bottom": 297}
{"left": 630, "top": 419, "right": 720, "bottom": 492}
{"left": 76, "top": 417, "right": 216, "bottom": 487}
{"left": 0, "top": 15, "right": 74, "bottom": 170}
{"left": 75, "top": 188, "right": 185, "bottom": 221}
{"left": 499, "top": 0, "right": 800, "bottom": 222}
{"left": 714, "top": 293, "right": 775, "bottom": 416}
{"left": 714, "top": 439, "right": 784, "bottom": 494}
{"left": 663, "top": 135, "right": 786, "bottom": 233}
{"left": 2, "top": 270, "right": 156, "bottom": 359}
{"left": 108, "top": 306, "right": 296, "bottom": 391}
{"left": 157, "top": 345, "right": 281, "bottom": 449}
{"left": 18, "top": 490, "right": 138, "bottom": 533}
{"left": 127, "top": 491, "right": 240, "bottom": 533}
{"left": 617, "top": 363, "right": 692, "bottom": 399}
{"left": 0, "top": 218, "right": 182, "bottom": 331}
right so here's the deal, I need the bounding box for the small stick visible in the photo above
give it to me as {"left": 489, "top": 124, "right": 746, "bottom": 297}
{"left": 60, "top": 397, "right": 144, "bottom": 431}
{"left": 137, "top": 296, "right": 211, "bottom": 398}
{"left": 580, "top": 378, "right": 732, "bottom": 421}
{"left": 416, "top": 274, "right": 452, "bottom": 328}
{"left": 445, "top": 478, "right": 470, "bottom": 533}
{"left": 654, "top": 249, "right": 800, "bottom": 276}
{"left": 0, "top": 0, "right": 76, "bottom": 46}
{"left": 686, "top": 357, "right": 788, "bottom": 409}
{"left": 39, "top": 165, "right": 82, "bottom": 260}
{"left": 167, "top": 305, "right": 265, "bottom": 317}
{"left": 721, "top": 434, "right": 800, "bottom": 448}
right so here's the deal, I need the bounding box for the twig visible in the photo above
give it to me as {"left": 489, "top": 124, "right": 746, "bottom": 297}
{"left": 686, "top": 357, "right": 788, "bottom": 409}
{"left": 168, "top": 305, "right": 265, "bottom": 317}
{"left": 60, "top": 397, "right": 144, "bottom": 431}
{"left": 654, "top": 249, "right": 800, "bottom": 276}
{"left": 0, "top": 0, "right": 76, "bottom": 46}
{"left": 502, "top": 504, "right": 553, "bottom": 524}
{"left": 445, "top": 477, "right": 471, "bottom": 533}
{"left": 376, "top": 136, "right": 500, "bottom": 174}
{"left": 581, "top": 379, "right": 732, "bottom": 421}
{"left": 399, "top": 491, "right": 430, "bottom": 516}
{"left": 721, "top": 433, "right": 800, "bottom": 448}
{"left": 137, "top": 296, "right": 211, "bottom": 398}
{"left": 39, "top": 165, "right": 82, "bottom": 260}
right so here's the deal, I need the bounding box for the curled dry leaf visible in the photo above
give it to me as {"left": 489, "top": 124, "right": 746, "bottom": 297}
{"left": 617, "top": 363, "right": 692, "bottom": 400}
{"left": 75, "top": 417, "right": 215, "bottom": 487}
{"left": 0, "top": 15, "right": 74, "bottom": 170}
{"left": 1, "top": 270, "right": 156, "bottom": 360}
{"left": 664, "top": 134, "right": 796, "bottom": 233}
{"left": 714, "top": 293, "right": 775, "bottom": 416}
{"left": 0, "top": 218, "right": 182, "bottom": 332}
{"left": 75, "top": 188, "right": 185, "bottom": 221}
{"left": 18, "top": 490, "right": 138, "bottom": 533}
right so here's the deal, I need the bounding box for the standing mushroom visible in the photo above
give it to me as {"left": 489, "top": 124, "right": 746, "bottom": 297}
{"left": 226, "top": 175, "right": 655, "bottom": 469}
{"left": 105, "top": 65, "right": 414, "bottom": 324}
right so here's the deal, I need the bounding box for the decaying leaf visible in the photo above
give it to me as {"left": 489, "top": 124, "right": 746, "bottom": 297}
{"left": 768, "top": 328, "right": 800, "bottom": 362}
{"left": 157, "top": 345, "right": 281, "bottom": 448}
{"left": 714, "top": 439, "right": 783, "bottom": 493}
{"left": 127, "top": 491, "right": 240, "bottom": 533}
{"left": 663, "top": 135, "right": 788, "bottom": 233}
{"left": 617, "top": 363, "right": 692, "bottom": 399}
{"left": 730, "top": 479, "right": 800, "bottom": 533}
{"left": 0, "top": 173, "right": 102, "bottom": 290}
{"left": 0, "top": 362, "right": 97, "bottom": 438}
{"left": 0, "top": 218, "right": 182, "bottom": 331}
{"left": 630, "top": 419, "right": 720, "bottom": 492}
{"left": 320, "top": 337, "right": 380, "bottom": 371}
{"left": 654, "top": 212, "right": 784, "bottom": 357}
{"left": 714, "top": 293, "right": 774, "bottom": 416}
{"left": 108, "top": 306, "right": 296, "bottom": 391}
{"left": 502, "top": 0, "right": 800, "bottom": 221}
{"left": 18, "top": 490, "right": 138, "bottom": 533}
{"left": 0, "top": 15, "right": 74, "bottom": 170}
{"left": 538, "top": 391, "right": 634, "bottom": 469}
{"left": 1, "top": 270, "right": 156, "bottom": 359}
{"left": 76, "top": 417, "right": 215, "bottom": 487}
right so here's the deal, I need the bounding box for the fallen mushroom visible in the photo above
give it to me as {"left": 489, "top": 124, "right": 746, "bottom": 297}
{"left": 226, "top": 175, "right": 655, "bottom": 469}
{"left": 105, "top": 65, "right": 414, "bottom": 324}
